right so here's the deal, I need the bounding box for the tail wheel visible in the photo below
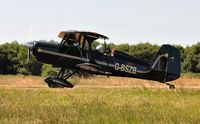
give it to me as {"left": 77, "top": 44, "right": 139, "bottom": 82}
{"left": 165, "top": 82, "right": 175, "bottom": 89}
{"left": 169, "top": 84, "right": 175, "bottom": 89}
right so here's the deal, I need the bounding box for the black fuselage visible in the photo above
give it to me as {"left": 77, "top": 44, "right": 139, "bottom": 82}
{"left": 32, "top": 42, "right": 180, "bottom": 83}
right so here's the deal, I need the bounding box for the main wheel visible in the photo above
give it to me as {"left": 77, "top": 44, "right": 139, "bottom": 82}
{"left": 44, "top": 76, "right": 74, "bottom": 88}
{"left": 44, "top": 76, "right": 59, "bottom": 88}
{"left": 48, "top": 82, "right": 64, "bottom": 88}
{"left": 169, "top": 84, "right": 175, "bottom": 89}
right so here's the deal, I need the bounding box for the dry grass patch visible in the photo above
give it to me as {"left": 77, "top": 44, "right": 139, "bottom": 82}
{"left": 77, "top": 75, "right": 200, "bottom": 89}
{"left": 0, "top": 75, "right": 46, "bottom": 88}
{"left": 0, "top": 75, "right": 200, "bottom": 89}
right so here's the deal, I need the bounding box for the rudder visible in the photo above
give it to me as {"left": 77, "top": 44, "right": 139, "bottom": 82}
{"left": 150, "top": 44, "right": 180, "bottom": 82}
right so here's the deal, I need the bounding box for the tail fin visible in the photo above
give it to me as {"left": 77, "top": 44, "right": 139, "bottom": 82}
{"left": 150, "top": 45, "right": 180, "bottom": 82}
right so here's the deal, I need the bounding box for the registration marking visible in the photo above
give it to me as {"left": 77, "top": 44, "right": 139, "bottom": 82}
{"left": 114, "top": 63, "right": 137, "bottom": 74}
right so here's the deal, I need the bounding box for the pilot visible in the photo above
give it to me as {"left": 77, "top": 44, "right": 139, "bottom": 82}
{"left": 111, "top": 48, "right": 115, "bottom": 57}
{"left": 73, "top": 42, "right": 79, "bottom": 47}
{"left": 96, "top": 44, "right": 104, "bottom": 53}
{"left": 96, "top": 45, "right": 113, "bottom": 56}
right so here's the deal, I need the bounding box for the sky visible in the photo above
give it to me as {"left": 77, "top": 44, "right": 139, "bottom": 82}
{"left": 0, "top": 0, "right": 200, "bottom": 47}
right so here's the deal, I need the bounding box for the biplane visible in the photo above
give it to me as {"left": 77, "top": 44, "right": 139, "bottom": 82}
{"left": 26, "top": 30, "right": 180, "bottom": 89}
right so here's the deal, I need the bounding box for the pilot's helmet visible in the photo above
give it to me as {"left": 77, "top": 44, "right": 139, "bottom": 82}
{"left": 96, "top": 44, "right": 103, "bottom": 50}
{"left": 73, "top": 42, "right": 79, "bottom": 46}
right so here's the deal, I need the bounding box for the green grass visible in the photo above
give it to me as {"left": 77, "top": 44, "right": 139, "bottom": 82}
{"left": 0, "top": 88, "right": 200, "bottom": 124}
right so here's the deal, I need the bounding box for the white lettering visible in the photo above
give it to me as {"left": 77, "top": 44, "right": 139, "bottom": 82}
{"left": 114, "top": 63, "right": 137, "bottom": 74}
{"left": 115, "top": 63, "right": 120, "bottom": 70}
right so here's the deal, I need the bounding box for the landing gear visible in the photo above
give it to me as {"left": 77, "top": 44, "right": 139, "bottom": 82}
{"left": 44, "top": 76, "right": 74, "bottom": 88}
{"left": 44, "top": 68, "right": 78, "bottom": 88}
{"left": 166, "top": 83, "right": 175, "bottom": 89}
{"left": 169, "top": 84, "right": 175, "bottom": 89}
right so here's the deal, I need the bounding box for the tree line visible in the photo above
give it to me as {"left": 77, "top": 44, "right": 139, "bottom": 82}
{"left": 0, "top": 41, "right": 200, "bottom": 76}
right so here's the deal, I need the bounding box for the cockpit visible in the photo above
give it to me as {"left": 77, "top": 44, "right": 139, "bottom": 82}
{"left": 58, "top": 30, "right": 109, "bottom": 58}
{"left": 59, "top": 30, "right": 108, "bottom": 46}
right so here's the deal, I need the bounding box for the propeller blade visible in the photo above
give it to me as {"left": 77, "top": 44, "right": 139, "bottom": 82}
{"left": 23, "top": 41, "right": 36, "bottom": 63}
{"left": 27, "top": 48, "right": 30, "bottom": 63}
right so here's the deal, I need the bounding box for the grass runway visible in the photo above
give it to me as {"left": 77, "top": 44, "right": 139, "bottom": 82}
{"left": 0, "top": 75, "right": 200, "bottom": 123}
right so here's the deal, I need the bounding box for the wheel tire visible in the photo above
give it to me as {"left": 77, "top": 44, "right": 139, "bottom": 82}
{"left": 45, "top": 78, "right": 64, "bottom": 88}
{"left": 169, "top": 84, "right": 175, "bottom": 89}
{"left": 44, "top": 77, "right": 74, "bottom": 88}
{"left": 64, "top": 80, "right": 74, "bottom": 88}
{"left": 47, "top": 83, "right": 52, "bottom": 88}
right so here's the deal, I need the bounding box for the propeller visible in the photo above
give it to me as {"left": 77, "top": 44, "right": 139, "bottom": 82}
{"left": 20, "top": 28, "right": 36, "bottom": 75}
{"left": 23, "top": 41, "right": 35, "bottom": 63}
{"left": 22, "top": 41, "right": 36, "bottom": 75}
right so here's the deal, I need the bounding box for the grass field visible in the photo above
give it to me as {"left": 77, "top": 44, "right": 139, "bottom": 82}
{"left": 0, "top": 75, "right": 200, "bottom": 123}
{"left": 1, "top": 75, "right": 200, "bottom": 89}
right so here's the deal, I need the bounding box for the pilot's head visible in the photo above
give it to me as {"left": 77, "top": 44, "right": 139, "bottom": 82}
{"left": 96, "top": 44, "right": 103, "bottom": 50}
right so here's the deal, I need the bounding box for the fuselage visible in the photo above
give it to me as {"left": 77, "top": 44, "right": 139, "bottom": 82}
{"left": 32, "top": 42, "right": 179, "bottom": 83}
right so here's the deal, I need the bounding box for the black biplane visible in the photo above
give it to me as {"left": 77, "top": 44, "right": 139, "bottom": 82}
{"left": 26, "top": 30, "right": 180, "bottom": 89}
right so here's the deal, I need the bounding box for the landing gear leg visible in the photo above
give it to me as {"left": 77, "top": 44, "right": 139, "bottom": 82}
{"left": 44, "top": 68, "right": 78, "bottom": 88}
{"left": 166, "top": 83, "right": 175, "bottom": 89}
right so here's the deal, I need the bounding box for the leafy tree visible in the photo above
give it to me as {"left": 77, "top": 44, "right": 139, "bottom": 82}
{"left": 115, "top": 43, "right": 129, "bottom": 53}
{"left": 91, "top": 41, "right": 100, "bottom": 49}
{"left": 0, "top": 41, "right": 20, "bottom": 74}
{"left": 182, "top": 43, "right": 200, "bottom": 73}
{"left": 0, "top": 41, "right": 43, "bottom": 75}
{"left": 129, "top": 42, "right": 159, "bottom": 63}
{"left": 41, "top": 64, "right": 59, "bottom": 77}
{"left": 107, "top": 43, "right": 116, "bottom": 49}
{"left": 174, "top": 45, "right": 185, "bottom": 62}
